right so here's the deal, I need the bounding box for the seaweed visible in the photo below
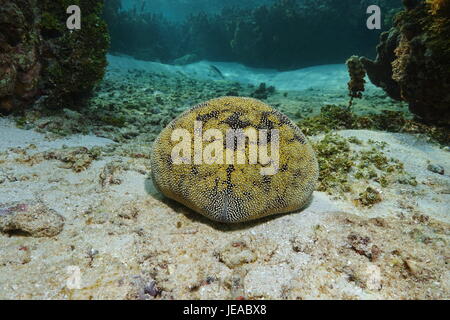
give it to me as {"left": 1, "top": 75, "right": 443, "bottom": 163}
{"left": 361, "top": 0, "right": 450, "bottom": 125}
{"left": 38, "top": 0, "right": 110, "bottom": 109}
{"left": 356, "top": 187, "right": 382, "bottom": 207}
{"left": 298, "top": 105, "right": 450, "bottom": 145}
{"left": 346, "top": 56, "right": 366, "bottom": 107}
{"left": 0, "top": 0, "right": 110, "bottom": 113}
{"left": 312, "top": 132, "right": 414, "bottom": 198}
{"left": 313, "top": 133, "right": 354, "bottom": 194}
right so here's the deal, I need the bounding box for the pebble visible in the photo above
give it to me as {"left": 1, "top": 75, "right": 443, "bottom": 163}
{"left": 0, "top": 202, "right": 65, "bottom": 237}
{"left": 427, "top": 163, "right": 444, "bottom": 175}
{"left": 218, "top": 240, "right": 257, "bottom": 268}
{"left": 88, "top": 248, "right": 99, "bottom": 257}
{"left": 144, "top": 281, "right": 159, "bottom": 297}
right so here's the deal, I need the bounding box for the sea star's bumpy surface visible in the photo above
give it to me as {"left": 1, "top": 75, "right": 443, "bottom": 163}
{"left": 151, "top": 96, "right": 318, "bottom": 223}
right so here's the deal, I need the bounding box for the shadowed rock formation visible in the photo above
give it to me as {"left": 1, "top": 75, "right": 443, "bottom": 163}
{"left": 360, "top": 0, "right": 450, "bottom": 125}
{"left": 0, "top": 0, "right": 109, "bottom": 113}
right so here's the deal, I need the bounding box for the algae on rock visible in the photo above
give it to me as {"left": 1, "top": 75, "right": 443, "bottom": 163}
{"left": 360, "top": 0, "right": 450, "bottom": 125}
{"left": 0, "top": 0, "right": 110, "bottom": 113}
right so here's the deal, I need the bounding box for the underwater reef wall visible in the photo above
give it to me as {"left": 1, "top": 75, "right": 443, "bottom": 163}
{"left": 0, "top": 0, "right": 109, "bottom": 113}
{"left": 103, "top": 0, "right": 403, "bottom": 70}
{"left": 360, "top": 0, "right": 450, "bottom": 125}
{"left": 103, "top": 0, "right": 178, "bottom": 62}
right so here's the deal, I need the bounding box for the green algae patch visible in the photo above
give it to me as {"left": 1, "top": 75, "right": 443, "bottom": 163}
{"left": 313, "top": 134, "right": 353, "bottom": 194}
{"left": 312, "top": 133, "right": 415, "bottom": 200}
{"left": 298, "top": 105, "right": 357, "bottom": 136}
{"left": 356, "top": 187, "right": 383, "bottom": 208}
{"left": 298, "top": 105, "right": 450, "bottom": 145}
{"left": 37, "top": 0, "right": 110, "bottom": 109}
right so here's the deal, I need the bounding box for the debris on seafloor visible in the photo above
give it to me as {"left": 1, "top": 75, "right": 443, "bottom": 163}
{"left": 427, "top": 163, "right": 445, "bottom": 175}
{"left": 0, "top": 202, "right": 64, "bottom": 237}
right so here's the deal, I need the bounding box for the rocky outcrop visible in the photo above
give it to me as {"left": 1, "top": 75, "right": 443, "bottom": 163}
{"left": 361, "top": 0, "right": 450, "bottom": 125}
{"left": 346, "top": 56, "right": 367, "bottom": 107}
{"left": 0, "top": 0, "right": 109, "bottom": 113}
{"left": 0, "top": 0, "right": 41, "bottom": 112}
{"left": 0, "top": 202, "right": 64, "bottom": 238}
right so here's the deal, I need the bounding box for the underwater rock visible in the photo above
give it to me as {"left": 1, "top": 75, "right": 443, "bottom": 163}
{"left": 346, "top": 56, "right": 366, "bottom": 107}
{"left": 0, "top": 0, "right": 41, "bottom": 112}
{"left": 360, "top": 0, "right": 450, "bottom": 125}
{"left": 250, "top": 83, "right": 276, "bottom": 100}
{"left": 360, "top": 29, "right": 402, "bottom": 101}
{"left": 0, "top": 0, "right": 109, "bottom": 113}
{"left": 38, "top": 0, "right": 109, "bottom": 110}
{"left": 218, "top": 240, "right": 257, "bottom": 269}
{"left": 427, "top": 163, "right": 445, "bottom": 175}
{"left": 0, "top": 202, "right": 65, "bottom": 237}
{"left": 151, "top": 96, "right": 319, "bottom": 223}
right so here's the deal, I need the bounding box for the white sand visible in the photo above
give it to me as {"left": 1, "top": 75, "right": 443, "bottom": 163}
{"left": 0, "top": 116, "right": 448, "bottom": 299}
{"left": 0, "top": 118, "right": 114, "bottom": 154}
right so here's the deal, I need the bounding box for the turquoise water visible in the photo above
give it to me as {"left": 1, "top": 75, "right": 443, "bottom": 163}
{"left": 0, "top": 0, "right": 448, "bottom": 300}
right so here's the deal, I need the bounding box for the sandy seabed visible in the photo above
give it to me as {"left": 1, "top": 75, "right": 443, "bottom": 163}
{"left": 0, "top": 56, "right": 449, "bottom": 300}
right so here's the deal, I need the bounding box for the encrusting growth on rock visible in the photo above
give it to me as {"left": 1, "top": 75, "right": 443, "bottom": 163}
{"left": 359, "top": 0, "right": 450, "bottom": 125}
{"left": 346, "top": 56, "right": 366, "bottom": 108}
{"left": 0, "top": 0, "right": 109, "bottom": 113}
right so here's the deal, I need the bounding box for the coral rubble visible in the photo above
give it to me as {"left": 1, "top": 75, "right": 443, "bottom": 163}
{"left": 298, "top": 105, "right": 450, "bottom": 145}
{"left": 0, "top": 201, "right": 64, "bottom": 237}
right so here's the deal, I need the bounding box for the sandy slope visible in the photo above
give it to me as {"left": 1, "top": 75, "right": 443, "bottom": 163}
{"left": 107, "top": 54, "right": 380, "bottom": 92}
